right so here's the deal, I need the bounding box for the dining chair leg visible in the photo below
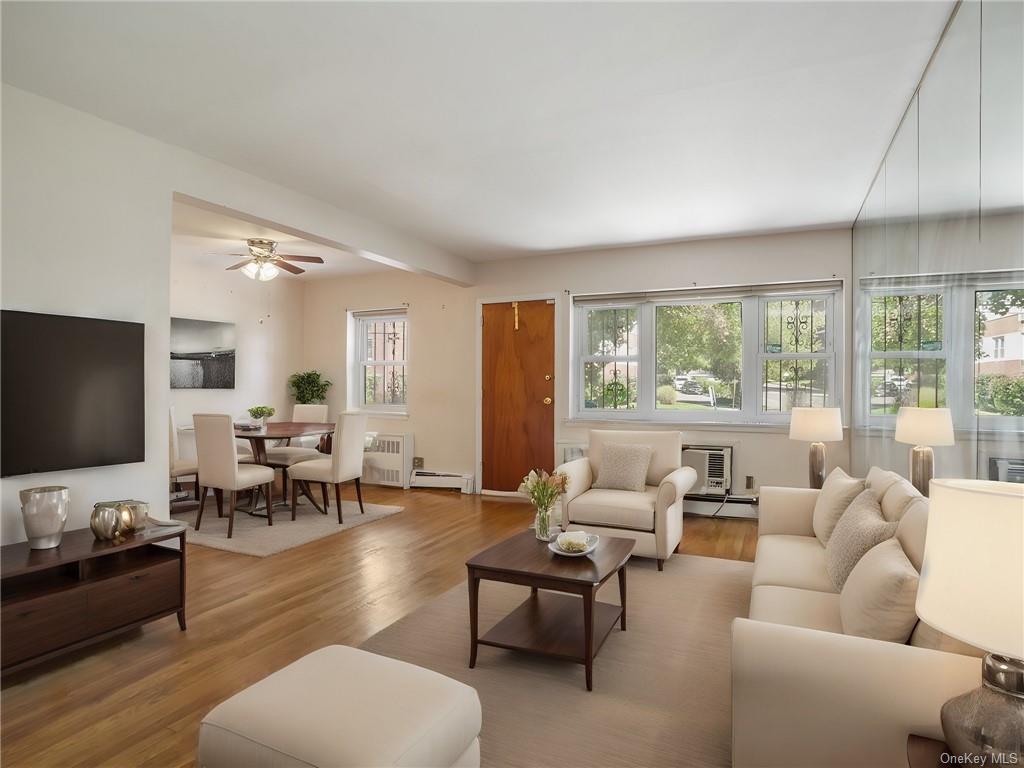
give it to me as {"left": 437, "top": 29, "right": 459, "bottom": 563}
{"left": 355, "top": 478, "right": 365, "bottom": 514}
{"left": 265, "top": 483, "right": 274, "bottom": 526}
{"left": 249, "top": 485, "right": 259, "bottom": 515}
{"left": 227, "top": 491, "right": 237, "bottom": 538}
{"left": 291, "top": 479, "right": 298, "bottom": 521}
{"left": 321, "top": 483, "right": 330, "bottom": 513}
{"left": 334, "top": 483, "right": 344, "bottom": 525}
{"left": 282, "top": 469, "right": 288, "bottom": 504}
{"left": 215, "top": 488, "right": 224, "bottom": 518}
{"left": 193, "top": 475, "right": 200, "bottom": 500}
{"left": 195, "top": 486, "right": 207, "bottom": 531}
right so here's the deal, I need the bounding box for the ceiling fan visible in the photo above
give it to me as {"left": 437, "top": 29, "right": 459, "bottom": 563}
{"left": 225, "top": 238, "right": 324, "bottom": 281}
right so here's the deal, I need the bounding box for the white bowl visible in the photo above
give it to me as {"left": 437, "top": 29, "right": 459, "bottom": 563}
{"left": 549, "top": 533, "right": 600, "bottom": 557}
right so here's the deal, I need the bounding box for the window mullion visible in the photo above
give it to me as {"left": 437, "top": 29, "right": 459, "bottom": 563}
{"left": 638, "top": 303, "right": 655, "bottom": 417}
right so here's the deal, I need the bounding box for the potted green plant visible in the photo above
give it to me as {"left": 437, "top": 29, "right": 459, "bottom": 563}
{"left": 288, "top": 370, "right": 332, "bottom": 404}
{"left": 247, "top": 405, "right": 276, "bottom": 429}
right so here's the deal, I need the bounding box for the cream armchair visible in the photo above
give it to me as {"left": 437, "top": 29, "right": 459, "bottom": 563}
{"left": 555, "top": 430, "right": 696, "bottom": 570}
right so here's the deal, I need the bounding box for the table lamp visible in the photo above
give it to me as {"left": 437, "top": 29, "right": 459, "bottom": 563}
{"left": 788, "top": 407, "right": 843, "bottom": 489}
{"left": 894, "top": 407, "right": 954, "bottom": 496}
{"left": 916, "top": 478, "right": 1023, "bottom": 761}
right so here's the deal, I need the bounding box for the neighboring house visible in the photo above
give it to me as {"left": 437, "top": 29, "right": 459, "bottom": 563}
{"left": 978, "top": 311, "right": 1024, "bottom": 376}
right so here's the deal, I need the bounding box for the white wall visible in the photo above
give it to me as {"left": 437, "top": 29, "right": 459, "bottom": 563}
{"left": 0, "top": 85, "right": 466, "bottom": 543}
{"left": 302, "top": 270, "right": 476, "bottom": 474}
{"left": 169, "top": 239, "right": 305, "bottom": 460}
{"left": 302, "top": 228, "right": 854, "bottom": 489}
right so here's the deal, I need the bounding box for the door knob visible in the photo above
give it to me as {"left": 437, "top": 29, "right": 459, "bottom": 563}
{"left": 543, "top": 397, "right": 553, "bottom": 405}
{"left": 544, "top": 374, "right": 552, "bottom": 381}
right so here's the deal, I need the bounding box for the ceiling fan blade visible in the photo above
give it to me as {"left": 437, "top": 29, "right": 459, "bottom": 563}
{"left": 277, "top": 254, "right": 324, "bottom": 264}
{"left": 276, "top": 260, "right": 305, "bottom": 275}
{"left": 225, "top": 260, "right": 252, "bottom": 270}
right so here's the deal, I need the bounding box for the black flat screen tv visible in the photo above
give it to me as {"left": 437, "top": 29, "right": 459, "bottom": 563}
{"left": 2, "top": 310, "right": 145, "bottom": 477}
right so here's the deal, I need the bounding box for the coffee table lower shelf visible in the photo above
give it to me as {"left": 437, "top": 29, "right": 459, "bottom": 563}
{"left": 478, "top": 591, "right": 622, "bottom": 663}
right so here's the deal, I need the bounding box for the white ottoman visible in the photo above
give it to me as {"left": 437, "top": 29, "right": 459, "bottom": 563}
{"left": 198, "top": 645, "right": 482, "bottom": 768}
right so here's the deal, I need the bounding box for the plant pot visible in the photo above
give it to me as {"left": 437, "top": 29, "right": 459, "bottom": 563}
{"left": 20, "top": 486, "right": 70, "bottom": 549}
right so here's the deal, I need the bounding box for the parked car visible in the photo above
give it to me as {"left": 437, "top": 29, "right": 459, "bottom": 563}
{"left": 681, "top": 379, "right": 704, "bottom": 395}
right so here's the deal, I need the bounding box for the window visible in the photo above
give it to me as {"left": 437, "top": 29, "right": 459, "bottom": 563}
{"left": 655, "top": 302, "right": 743, "bottom": 413}
{"left": 355, "top": 311, "right": 408, "bottom": 410}
{"left": 573, "top": 284, "right": 840, "bottom": 423}
{"left": 761, "top": 296, "right": 833, "bottom": 412}
{"left": 993, "top": 336, "right": 1006, "bottom": 359}
{"left": 975, "top": 288, "right": 1024, "bottom": 419}
{"left": 867, "top": 293, "right": 946, "bottom": 415}
{"left": 580, "top": 306, "right": 639, "bottom": 411}
{"left": 856, "top": 276, "right": 1023, "bottom": 429}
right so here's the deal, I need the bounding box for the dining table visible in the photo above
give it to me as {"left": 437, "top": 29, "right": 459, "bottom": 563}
{"left": 234, "top": 421, "right": 335, "bottom": 514}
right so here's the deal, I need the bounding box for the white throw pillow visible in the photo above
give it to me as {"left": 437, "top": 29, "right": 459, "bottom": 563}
{"left": 592, "top": 443, "right": 653, "bottom": 493}
{"left": 826, "top": 489, "right": 898, "bottom": 590}
{"left": 812, "top": 468, "right": 866, "bottom": 544}
{"left": 840, "top": 538, "right": 919, "bottom": 643}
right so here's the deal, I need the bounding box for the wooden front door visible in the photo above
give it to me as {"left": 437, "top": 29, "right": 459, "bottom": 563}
{"left": 481, "top": 299, "right": 555, "bottom": 491}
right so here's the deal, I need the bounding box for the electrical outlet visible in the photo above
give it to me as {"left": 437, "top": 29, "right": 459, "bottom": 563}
{"left": 745, "top": 475, "right": 754, "bottom": 490}
{"left": 412, "top": 456, "right": 425, "bottom": 470}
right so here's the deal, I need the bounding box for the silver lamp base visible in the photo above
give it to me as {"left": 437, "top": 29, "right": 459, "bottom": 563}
{"left": 942, "top": 654, "right": 1024, "bottom": 762}
{"left": 909, "top": 445, "right": 934, "bottom": 497}
{"left": 808, "top": 442, "right": 826, "bottom": 489}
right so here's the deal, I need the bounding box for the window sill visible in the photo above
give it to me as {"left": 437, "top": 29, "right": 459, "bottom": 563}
{"left": 354, "top": 410, "right": 409, "bottom": 421}
{"left": 563, "top": 417, "right": 813, "bottom": 435}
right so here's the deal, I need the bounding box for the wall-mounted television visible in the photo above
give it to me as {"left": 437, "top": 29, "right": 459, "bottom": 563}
{"left": 1, "top": 310, "right": 145, "bottom": 477}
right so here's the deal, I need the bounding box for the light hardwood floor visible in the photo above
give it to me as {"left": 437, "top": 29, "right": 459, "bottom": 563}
{"left": 0, "top": 487, "right": 755, "bottom": 768}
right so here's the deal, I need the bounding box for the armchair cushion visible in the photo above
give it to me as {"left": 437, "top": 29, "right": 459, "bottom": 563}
{"left": 592, "top": 442, "right": 653, "bottom": 492}
{"left": 566, "top": 486, "right": 658, "bottom": 531}
{"left": 588, "top": 430, "right": 681, "bottom": 486}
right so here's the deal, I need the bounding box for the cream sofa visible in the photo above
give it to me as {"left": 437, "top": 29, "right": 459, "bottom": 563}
{"left": 731, "top": 471, "right": 983, "bottom": 768}
{"left": 556, "top": 430, "right": 697, "bottom": 570}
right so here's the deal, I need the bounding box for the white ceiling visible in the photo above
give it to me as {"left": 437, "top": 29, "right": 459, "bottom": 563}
{"left": 3, "top": 1, "right": 953, "bottom": 261}
{"left": 171, "top": 200, "right": 387, "bottom": 279}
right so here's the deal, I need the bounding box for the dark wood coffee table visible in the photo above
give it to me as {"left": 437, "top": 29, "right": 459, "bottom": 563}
{"left": 465, "top": 530, "right": 634, "bottom": 690}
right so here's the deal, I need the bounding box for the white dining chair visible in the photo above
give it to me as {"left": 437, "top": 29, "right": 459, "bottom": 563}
{"left": 265, "top": 403, "right": 328, "bottom": 502}
{"left": 169, "top": 407, "right": 199, "bottom": 499}
{"left": 288, "top": 413, "right": 368, "bottom": 524}
{"left": 194, "top": 413, "right": 276, "bottom": 538}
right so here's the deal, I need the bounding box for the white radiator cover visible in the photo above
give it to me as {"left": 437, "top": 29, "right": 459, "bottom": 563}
{"left": 363, "top": 432, "right": 414, "bottom": 489}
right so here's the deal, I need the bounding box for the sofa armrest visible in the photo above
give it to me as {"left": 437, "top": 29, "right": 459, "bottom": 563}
{"left": 555, "top": 457, "right": 592, "bottom": 527}
{"left": 731, "top": 618, "right": 980, "bottom": 768}
{"left": 756, "top": 486, "right": 819, "bottom": 537}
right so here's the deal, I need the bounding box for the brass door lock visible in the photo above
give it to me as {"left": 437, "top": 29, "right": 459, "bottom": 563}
{"left": 543, "top": 397, "right": 553, "bottom": 405}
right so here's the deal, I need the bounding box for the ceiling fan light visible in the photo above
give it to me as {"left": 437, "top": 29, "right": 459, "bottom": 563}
{"left": 241, "top": 262, "right": 260, "bottom": 279}
{"left": 257, "top": 262, "right": 280, "bottom": 281}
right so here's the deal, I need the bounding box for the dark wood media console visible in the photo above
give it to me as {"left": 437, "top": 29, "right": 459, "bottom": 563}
{"left": 1, "top": 524, "right": 186, "bottom": 674}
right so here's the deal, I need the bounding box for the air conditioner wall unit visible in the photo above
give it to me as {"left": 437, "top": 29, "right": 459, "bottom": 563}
{"left": 681, "top": 445, "right": 733, "bottom": 496}
{"left": 363, "top": 432, "right": 414, "bottom": 489}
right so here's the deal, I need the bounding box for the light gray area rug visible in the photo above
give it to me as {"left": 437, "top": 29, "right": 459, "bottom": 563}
{"left": 361, "top": 553, "right": 753, "bottom": 768}
{"left": 171, "top": 498, "right": 402, "bottom": 557}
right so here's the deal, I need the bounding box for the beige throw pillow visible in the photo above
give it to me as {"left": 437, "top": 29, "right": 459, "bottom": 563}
{"left": 826, "top": 489, "right": 898, "bottom": 590}
{"left": 812, "top": 468, "right": 866, "bottom": 544}
{"left": 840, "top": 538, "right": 919, "bottom": 643}
{"left": 592, "top": 443, "right": 653, "bottom": 493}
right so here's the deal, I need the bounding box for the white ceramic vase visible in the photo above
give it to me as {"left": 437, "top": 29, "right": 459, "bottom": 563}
{"left": 20, "top": 486, "right": 70, "bottom": 549}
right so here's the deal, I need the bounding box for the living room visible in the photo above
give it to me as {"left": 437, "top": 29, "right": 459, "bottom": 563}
{"left": 2, "top": 2, "right": 1022, "bottom": 767}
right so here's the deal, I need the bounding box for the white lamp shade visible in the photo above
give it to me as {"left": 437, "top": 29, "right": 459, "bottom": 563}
{"left": 916, "top": 479, "right": 1024, "bottom": 659}
{"left": 788, "top": 407, "right": 843, "bottom": 442}
{"left": 894, "top": 407, "right": 954, "bottom": 447}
